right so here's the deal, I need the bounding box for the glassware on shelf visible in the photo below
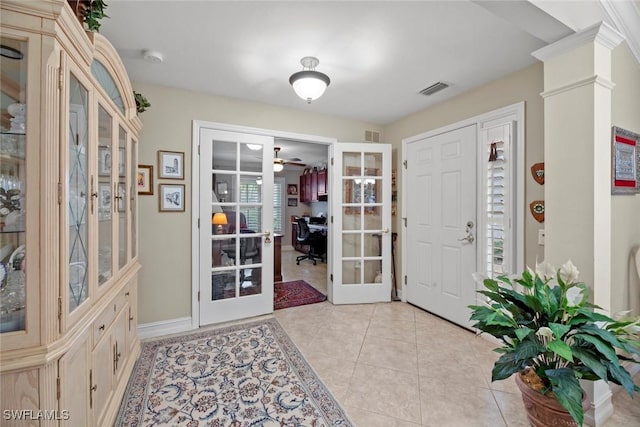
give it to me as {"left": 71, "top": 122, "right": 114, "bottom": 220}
{"left": 7, "top": 103, "right": 26, "bottom": 134}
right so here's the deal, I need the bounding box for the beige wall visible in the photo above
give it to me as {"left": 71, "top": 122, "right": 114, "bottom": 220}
{"left": 610, "top": 43, "right": 640, "bottom": 315}
{"left": 133, "top": 83, "right": 382, "bottom": 323}
{"left": 384, "top": 62, "right": 545, "bottom": 270}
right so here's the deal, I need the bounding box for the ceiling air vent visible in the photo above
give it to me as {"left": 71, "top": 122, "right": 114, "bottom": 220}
{"left": 419, "top": 82, "right": 449, "bottom": 96}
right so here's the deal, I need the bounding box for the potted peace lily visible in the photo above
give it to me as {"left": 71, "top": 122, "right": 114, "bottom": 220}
{"left": 469, "top": 260, "right": 640, "bottom": 426}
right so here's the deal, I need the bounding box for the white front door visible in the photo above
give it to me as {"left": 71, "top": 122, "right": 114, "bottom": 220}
{"left": 198, "top": 128, "right": 274, "bottom": 325}
{"left": 405, "top": 125, "right": 477, "bottom": 328}
{"left": 330, "top": 143, "right": 392, "bottom": 304}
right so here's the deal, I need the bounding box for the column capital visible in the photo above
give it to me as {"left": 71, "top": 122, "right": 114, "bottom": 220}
{"left": 532, "top": 21, "right": 624, "bottom": 62}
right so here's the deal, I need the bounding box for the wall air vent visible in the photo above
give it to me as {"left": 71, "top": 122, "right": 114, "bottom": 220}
{"left": 419, "top": 82, "right": 450, "bottom": 96}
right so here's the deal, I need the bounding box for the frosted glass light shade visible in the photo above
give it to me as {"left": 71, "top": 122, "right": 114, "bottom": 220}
{"left": 290, "top": 71, "right": 330, "bottom": 103}
{"left": 273, "top": 162, "right": 284, "bottom": 172}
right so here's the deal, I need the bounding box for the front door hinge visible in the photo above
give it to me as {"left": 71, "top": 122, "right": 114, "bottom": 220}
{"left": 330, "top": 157, "right": 334, "bottom": 166}
{"left": 57, "top": 182, "right": 62, "bottom": 205}
{"left": 404, "top": 275, "right": 407, "bottom": 285}
{"left": 198, "top": 291, "right": 200, "bottom": 302}
{"left": 197, "top": 218, "right": 200, "bottom": 229}
{"left": 58, "top": 297, "right": 62, "bottom": 322}
{"left": 403, "top": 160, "right": 407, "bottom": 169}
{"left": 56, "top": 377, "right": 61, "bottom": 400}
{"left": 403, "top": 217, "right": 407, "bottom": 227}
{"left": 197, "top": 145, "right": 200, "bottom": 155}
{"left": 330, "top": 215, "right": 333, "bottom": 224}
{"left": 330, "top": 274, "right": 333, "bottom": 282}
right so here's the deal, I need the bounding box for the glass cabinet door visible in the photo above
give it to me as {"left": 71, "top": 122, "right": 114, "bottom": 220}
{"left": 68, "top": 74, "right": 90, "bottom": 312}
{"left": 97, "top": 105, "right": 113, "bottom": 286}
{"left": 0, "top": 37, "right": 28, "bottom": 333}
{"left": 117, "top": 126, "right": 127, "bottom": 269}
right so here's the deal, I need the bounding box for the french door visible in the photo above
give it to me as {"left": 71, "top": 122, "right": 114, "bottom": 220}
{"left": 198, "top": 128, "right": 274, "bottom": 325}
{"left": 330, "top": 143, "right": 392, "bottom": 304}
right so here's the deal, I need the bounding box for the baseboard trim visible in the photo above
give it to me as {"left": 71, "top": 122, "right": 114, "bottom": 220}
{"left": 137, "top": 317, "right": 194, "bottom": 339}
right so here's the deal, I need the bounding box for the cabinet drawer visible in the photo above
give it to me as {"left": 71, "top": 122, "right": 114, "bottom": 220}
{"left": 93, "top": 287, "right": 128, "bottom": 345}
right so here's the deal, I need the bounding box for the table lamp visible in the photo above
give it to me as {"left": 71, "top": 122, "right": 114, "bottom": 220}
{"left": 212, "top": 212, "right": 228, "bottom": 235}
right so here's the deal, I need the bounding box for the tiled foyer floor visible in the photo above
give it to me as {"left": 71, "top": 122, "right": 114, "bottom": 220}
{"left": 274, "top": 248, "right": 640, "bottom": 427}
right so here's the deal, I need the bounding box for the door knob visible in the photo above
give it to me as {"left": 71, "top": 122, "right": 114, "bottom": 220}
{"left": 458, "top": 234, "right": 475, "bottom": 244}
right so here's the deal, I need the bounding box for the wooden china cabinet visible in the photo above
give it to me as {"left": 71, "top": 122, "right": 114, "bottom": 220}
{"left": 0, "top": 1, "right": 141, "bottom": 425}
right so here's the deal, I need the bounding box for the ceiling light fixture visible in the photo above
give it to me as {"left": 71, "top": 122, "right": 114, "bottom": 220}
{"left": 247, "top": 144, "right": 262, "bottom": 151}
{"left": 142, "top": 49, "right": 163, "bottom": 63}
{"left": 289, "top": 56, "right": 330, "bottom": 103}
{"left": 273, "top": 161, "right": 284, "bottom": 173}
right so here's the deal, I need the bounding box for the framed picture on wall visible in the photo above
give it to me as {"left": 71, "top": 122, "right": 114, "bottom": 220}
{"left": 158, "top": 150, "right": 184, "bottom": 180}
{"left": 611, "top": 126, "right": 640, "bottom": 195}
{"left": 287, "top": 184, "right": 298, "bottom": 195}
{"left": 159, "top": 184, "right": 185, "bottom": 212}
{"left": 137, "top": 164, "right": 154, "bottom": 195}
{"left": 288, "top": 197, "right": 298, "bottom": 207}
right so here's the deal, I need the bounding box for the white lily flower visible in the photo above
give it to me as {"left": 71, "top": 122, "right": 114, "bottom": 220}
{"left": 559, "top": 260, "right": 580, "bottom": 284}
{"left": 536, "top": 326, "right": 554, "bottom": 339}
{"left": 536, "top": 261, "right": 556, "bottom": 280}
{"left": 565, "top": 286, "right": 583, "bottom": 307}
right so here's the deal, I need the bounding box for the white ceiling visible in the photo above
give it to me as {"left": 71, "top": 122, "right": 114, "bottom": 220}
{"left": 99, "top": 0, "right": 577, "bottom": 127}
{"left": 99, "top": 1, "right": 638, "bottom": 166}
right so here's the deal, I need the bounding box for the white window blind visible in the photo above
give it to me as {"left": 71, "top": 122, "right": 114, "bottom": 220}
{"left": 484, "top": 124, "right": 512, "bottom": 279}
{"left": 239, "top": 177, "right": 284, "bottom": 234}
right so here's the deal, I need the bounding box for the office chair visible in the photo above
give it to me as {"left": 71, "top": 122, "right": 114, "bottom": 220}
{"left": 296, "top": 217, "right": 319, "bottom": 266}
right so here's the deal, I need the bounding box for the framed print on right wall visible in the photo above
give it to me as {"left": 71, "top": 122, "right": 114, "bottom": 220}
{"left": 611, "top": 126, "right": 640, "bottom": 195}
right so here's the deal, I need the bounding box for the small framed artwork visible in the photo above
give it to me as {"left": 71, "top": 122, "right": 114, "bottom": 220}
{"left": 611, "top": 126, "right": 640, "bottom": 195}
{"left": 288, "top": 197, "right": 298, "bottom": 207}
{"left": 137, "top": 164, "right": 154, "bottom": 195}
{"left": 98, "top": 147, "right": 112, "bottom": 176}
{"left": 216, "top": 181, "right": 229, "bottom": 197}
{"left": 158, "top": 150, "right": 184, "bottom": 180}
{"left": 159, "top": 184, "right": 185, "bottom": 212}
{"left": 287, "top": 184, "right": 298, "bottom": 195}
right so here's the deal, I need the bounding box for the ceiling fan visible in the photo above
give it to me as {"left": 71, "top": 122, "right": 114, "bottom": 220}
{"left": 273, "top": 147, "right": 306, "bottom": 171}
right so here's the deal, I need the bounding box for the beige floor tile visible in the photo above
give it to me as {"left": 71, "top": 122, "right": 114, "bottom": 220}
{"left": 304, "top": 349, "right": 356, "bottom": 402}
{"left": 344, "top": 362, "right": 422, "bottom": 424}
{"left": 367, "top": 319, "right": 417, "bottom": 343}
{"left": 343, "top": 404, "right": 422, "bottom": 427}
{"left": 357, "top": 335, "right": 418, "bottom": 374}
{"left": 302, "top": 327, "right": 366, "bottom": 363}
{"left": 419, "top": 376, "right": 507, "bottom": 427}
{"left": 492, "top": 389, "right": 529, "bottom": 427}
{"left": 372, "top": 301, "right": 417, "bottom": 322}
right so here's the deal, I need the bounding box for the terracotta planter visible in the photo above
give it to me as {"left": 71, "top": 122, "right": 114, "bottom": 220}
{"left": 515, "top": 372, "right": 590, "bottom": 427}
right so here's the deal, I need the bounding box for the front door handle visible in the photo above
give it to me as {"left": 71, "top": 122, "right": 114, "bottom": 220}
{"left": 458, "top": 234, "right": 475, "bottom": 244}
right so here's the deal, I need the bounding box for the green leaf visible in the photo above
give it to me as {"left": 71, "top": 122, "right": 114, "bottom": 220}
{"left": 483, "top": 278, "right": 499, "bottom": 292}
{"left": 513, "top": 339, "right": 545, "bottom": 361}
{"left": 492, "top": 352, "right": 524, "bottom": 381}
{"left": 604, "top": 361, "right": 640, "bottom": 396}
{"left": 547, "top": 340, "right": 574, "bottom": 362}
{"left": 548, "top": 323, "right": 571, "bottom": 340}
{"left": 545, "top": 368, "right": 584, "bottom": 426}
{"left": 515, "top": 327, "right": 533, "bottom": 341}
{"left": 574, "top": 334, "right": 620, "bottom": 366}
{"left": 571, "top": 347, "right": 607, "bottom": 380}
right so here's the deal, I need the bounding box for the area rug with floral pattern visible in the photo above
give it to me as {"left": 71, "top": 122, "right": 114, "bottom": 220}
{"left": 274, "top": 280, "right": 327, "bottom": 310}
{"left": 115, "top": 318, "right": 351, "bottom": 426}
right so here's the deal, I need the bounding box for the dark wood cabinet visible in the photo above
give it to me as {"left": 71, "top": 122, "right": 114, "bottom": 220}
{"left": 299, "top": 168, "right": 327, "bottom": 202}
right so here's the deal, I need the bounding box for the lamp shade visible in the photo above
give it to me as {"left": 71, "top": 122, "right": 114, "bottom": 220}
{"left": 212, "top": 212, "right": 228, "bottom": 225}
{"left": 289, "top": 56, "right": 330, "bottom": 103}
{"left": 273, "top": 162, "right": 284, "bottom": 172}
{"left": 289, "top": 71, "right": 330, "bottom": 103}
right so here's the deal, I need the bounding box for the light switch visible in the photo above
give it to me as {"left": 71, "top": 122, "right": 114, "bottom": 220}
{"left": 538, "top": 229, "right": 545, "bottom": 246}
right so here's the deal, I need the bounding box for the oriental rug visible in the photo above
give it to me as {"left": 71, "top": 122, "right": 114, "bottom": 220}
{"left": 274, "top": 280, "right": 327, "bottom": 310}
{"left": 115, "top": 318, "right": 351, "bottom": 426}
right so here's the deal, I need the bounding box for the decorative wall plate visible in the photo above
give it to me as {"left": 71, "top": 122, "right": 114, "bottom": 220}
{"left": 530, "top": 200, "right": 545, "bottom": 223}
{"left": 531, "top": 162, "right": 545, "bottom": 185}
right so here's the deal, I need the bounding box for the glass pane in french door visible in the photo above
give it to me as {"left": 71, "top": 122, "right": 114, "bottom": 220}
{"left": 341, "top": 151, "right": 383, "bottom": 286}
{"left": 210, "top": 140, "right": 265, "bottom": 301}
{"left": 97, "top": 105, "right": 113, "bottom": 286}
{"left": 68, "top": 74, "right": 89, "bottom": 312}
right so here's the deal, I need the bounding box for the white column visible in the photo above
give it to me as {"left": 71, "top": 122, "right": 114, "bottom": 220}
{"left": 532, "top": 22, "right": 624, "bottom": 427}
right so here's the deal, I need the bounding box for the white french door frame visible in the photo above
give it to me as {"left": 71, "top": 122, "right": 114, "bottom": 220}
{"left": 191, "top": 120, "right": 335, "bottom": 329}
{"left": 401, "top": 102, "right": 525, "bottom": 306}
